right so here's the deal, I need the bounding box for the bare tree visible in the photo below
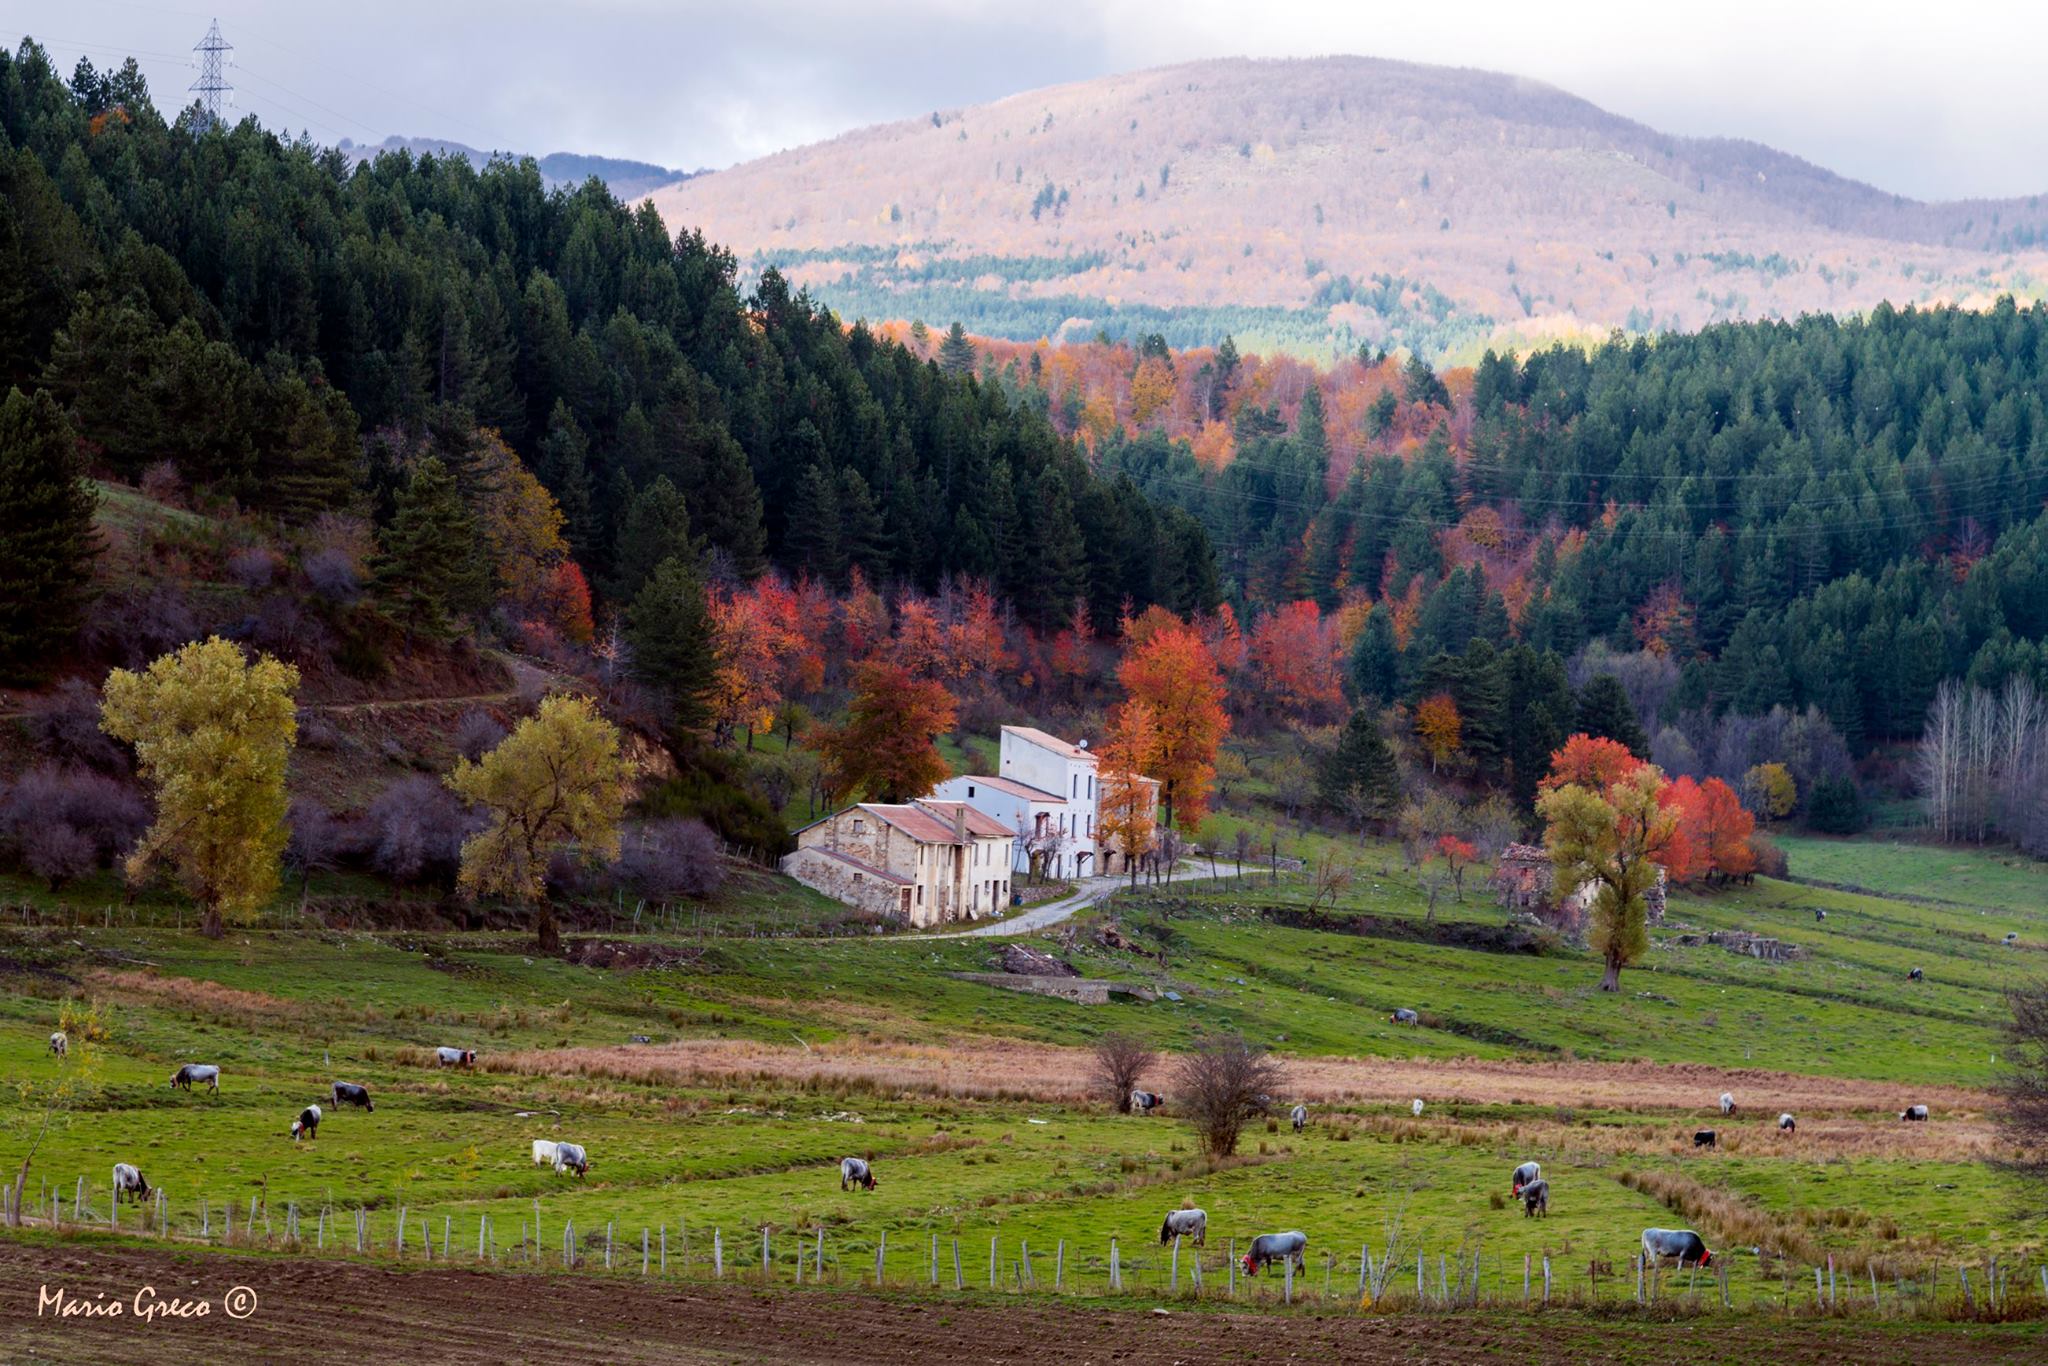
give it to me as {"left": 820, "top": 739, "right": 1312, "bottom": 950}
{"left": 1093, "top": 1032, "right": 1157, "bottom": 1113}
{"left": 1310, "top": 851, "right": 1353, "bottom": 909}
{"left": 1231, "top": 827, "right": 1256, "bottom": 881}
{"left": 1173, "top": 1034, "right": 1284, "bottom": 1158}
{"left": 2001, "top": 979, "right": 2048, "bottom": 1210}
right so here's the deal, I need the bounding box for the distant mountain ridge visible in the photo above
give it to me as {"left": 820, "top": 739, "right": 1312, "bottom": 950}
{"left": 338, "top": 135, "right": 697, "bottom": 199}
{"left": 649, "top": 55, "right": 2048, "bottom": 359}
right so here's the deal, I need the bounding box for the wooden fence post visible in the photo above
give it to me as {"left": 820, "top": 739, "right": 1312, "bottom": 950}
{"left": 660, "top": 1225, "right": 668, "bottom": 1275}
{"left": 816, "top": 1226, "right": 825, "bottom": 1281}
{"left": 642, "top": 1227, "right": 649, "bottom": 1275}
{"left": 1361, "top": 1244, "right": 1371, "bottom": 1298}
{"left": 990, "top": 1236, "right": 998, "bottom": 1290}
{"left": 1524, "top": 1253, "right": 1531, "bottom": 1305}
{"left": 761, "top": 1227, "right": 769, "bottom": 1281}
{"left": 713, "top": 1228, "right": 723, "bottom": 1278}
{"left": 953, "top": 1239, "right": 962, "bottom": 1290}
{"left": 1543, "top": 1255, "right": 1551, "bottom": 1305}
{"left": 1190, "top": 1248, "right": 1202, "bottom": 1294}
{"left": 1110, "top": 1237, "right": 1120, "bottom": 1292}
{"left": 1172, "top": 1234, "right": 1181, "bottom": 1292}
{"left": 1055, "top": 1239, "right": 1065, "bottom": 1291}
{"left": 1417, "top": 1252, "right": 1424, "bottom": 1303}
{"left": 930, "top": 1233, "right": 938, "bottom": 1286}
{"left": 1283, "top": 1255, "right": 1294, "bottom": 1305}
{"left": 1228, "top": 1240, "right": 1235, "bottom": 1298}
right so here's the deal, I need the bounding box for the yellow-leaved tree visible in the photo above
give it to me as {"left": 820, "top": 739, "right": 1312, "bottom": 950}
{"left": 100, "top": 637, "right": 299, "bottom": 938}
{"left": 1537, "top": 764, "right": 1675, "bottom": 992}
{"left": 446, "top": 693, "right": 630, "bottom": 953}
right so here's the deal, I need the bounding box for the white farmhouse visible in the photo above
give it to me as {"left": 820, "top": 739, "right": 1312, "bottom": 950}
{"left": 932, "top": 725, "right": 1162, "bottom": 880}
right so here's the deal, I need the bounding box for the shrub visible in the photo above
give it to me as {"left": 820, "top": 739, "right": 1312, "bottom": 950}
{"left": 363, "top": 774, "right": 479, "bottom": 885}
{"left": 1092, "top": 1032, "right": 1158, "bottom": 1113}
{"left": 1171, "top": 1033, "right": 1282, "bottom": 1158}
{"left": 23, "top": 679, "right": 129, "bottom": 773}
{"left": 303, "top": 547, "right": 362, "bottom": 603}
{"left": 453, "top": 708, "right": 508, "bottom": 763}
{"left": 226, "top": 547, "right": 277, "bottom": 590}
{"left": 612, "top": 817, "right": 725, "bottom": 900}
{"left": 0, "top": 765, "right": 150, "bottom": 887}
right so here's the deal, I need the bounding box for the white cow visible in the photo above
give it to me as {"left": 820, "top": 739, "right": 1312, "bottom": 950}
{"left": 112, "top": 1163, "right": 148, "bottom": 1203}
{"left": 1158, "top": 1208, "right": 1207, "bottom": 1246}
{"left": 554, "top": 1142, "right": 589, "bottom": 1177}
{"left": 531, "top": 1139, "right": 560, "bottom": 1167}
{"left": 1719, "top": 1092, "right": 1735, "bottom": 1116}
{"left": 48, "top": 1031, "right": 66, "bottom": 1058}
{"left": 1412, "top": 1098, "right": 1425, "bottom": 1117}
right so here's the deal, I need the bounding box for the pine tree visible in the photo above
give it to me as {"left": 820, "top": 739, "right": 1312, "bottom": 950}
{"left": 0, "top": 387, "right": 96, "bottom": 682}
{"left": 611, "top": 476, "right": 699, "bottom": 603}
{"left": 784, "top": 464, "right": 844, "bottom": 584}
{"left": 938, "top": 322, "right": 975, "bottom": 377}
{"left": 1349, "top": 609, "right": 1400, "bottom": 704}
{"left": 691, "top": 430, "right": 767, "bottom": 577}
{"left": 373, "top": 457, "right": 489, "bottom": 639}
{"left": 536, "top": 400, "right": 597, "bottom": 562}
{"left": 837, "top": 466, "right": 887, "bottom": 584}
{"left": 627, "top": 555, "right": 717, "bottom": 735}
{"left": 1574, "top": 673, "right": 1648, "bottom": 757}
{"left": 1318, "top": 706, "right": 1399, "bottom": 833}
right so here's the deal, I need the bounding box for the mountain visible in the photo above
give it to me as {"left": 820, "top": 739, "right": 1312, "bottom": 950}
{"left": 337, "top": 136, "right": 696, "bottom": 199}
{"left": 649, "top": 56, "right": 2048, "bottom": 359}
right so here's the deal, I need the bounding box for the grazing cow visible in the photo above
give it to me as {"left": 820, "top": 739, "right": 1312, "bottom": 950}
{"left": 1693, "top": 1129, "right": 1716, "bottom": 1149}
{"left": 291, "top": 1104, "right": 321, "bottom": 1142}
{"left": 48, "top": 1031, "right": 66, "bottom": 1058}
{"left": 1390, "top": 1008, "right": 1420, "bottom": 1025}
{"left": 1901, "top": 1104, "right": 1930, "bottom": 1122}
{"left": 1290, "top": 1104, "right": 1307, "bottom": 1134}
{"left": 531, "top": 1140, "right": 560, "bottom": 1167}
{"left": 1719, "top": 1092, "right": 1735, "bottom": 1116}
{"left": 111, "top": 1163, "right": 148, "bottom": 1203}
{"left": 1412, "top": 1098, "right": 1425, "bottom": 1117}
{"left": 1641, "top": 1228, "right": 1713, "bottom": 1270}
{"left": 1511, "top": 1161, "right": 1541, "bottom": 1196}
{"left": 2003, "top": 933, "right": 2019, "bottom": 947}
{"left": 435, "top": 1047, "right": 476, "bottom": 1067}
{"left": 169, "top": 1064, "right": 220, "bottom": 1093}
{"left": 1130, "top": 1090, "right": 1163, "bottom": 1115}
{"left": 1814, "top": 909, "right": 1827, "bottom": 923}
{"left": 1778, "top": 1113, "right": 1796, "bottom": 1134}
{"left": 1521, "top": 1179, "right": 1549, "bottom": 1218}
{"left": 1159, "top": 1208, "right": 1207, "bottom": 1246}
{"left": 329, "top": 1082, "right": 373, "bottom": 1111}
{"left": 554, "top": 1142, "right": 589, "bottom": 1177}
{"left": 1241, "top": 1231, "right": 1308, "bottom": 1277}
{"left": 839, "top": 1156, "right": 876, "bottom": 1191}
{"left": 1908, "top": 967, "right": 1924, "bottom": 981}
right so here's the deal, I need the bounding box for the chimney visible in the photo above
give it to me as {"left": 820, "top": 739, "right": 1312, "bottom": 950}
{"left": 953, "top": 804, "right": 967, "bottom": 843}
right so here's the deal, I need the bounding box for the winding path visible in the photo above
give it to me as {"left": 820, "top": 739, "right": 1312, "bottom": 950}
{"left": 914, "top": 864, "right": 1220, "bottom": 940}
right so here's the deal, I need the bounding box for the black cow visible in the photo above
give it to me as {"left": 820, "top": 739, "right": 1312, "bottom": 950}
{"left": 1693, "top": 1129, "right": 1716, "bottom": 1149}
{"left": 329, "top": 1082, "right": 373, "bottom": 1111}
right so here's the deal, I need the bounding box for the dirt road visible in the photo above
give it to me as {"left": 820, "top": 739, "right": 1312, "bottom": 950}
{"left": 0, "top": 1242, "right": 2036, "bottom": 1364}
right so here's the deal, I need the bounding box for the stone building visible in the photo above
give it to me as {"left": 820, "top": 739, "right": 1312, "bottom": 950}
{"left": 781, "top": 799, "right": 1013, "bottom": 928}
{"left": 1491, "top": 842, "right": 1668, "bottom": 936}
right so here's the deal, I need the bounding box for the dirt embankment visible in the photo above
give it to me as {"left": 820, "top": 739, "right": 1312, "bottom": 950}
{"left": 0, "top": 1242, "right": 2038, "bottom": 1365}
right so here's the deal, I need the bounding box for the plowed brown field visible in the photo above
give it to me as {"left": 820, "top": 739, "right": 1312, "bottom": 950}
{"left": 0, "top": 1242, "right": 2038, "bottom": 1364}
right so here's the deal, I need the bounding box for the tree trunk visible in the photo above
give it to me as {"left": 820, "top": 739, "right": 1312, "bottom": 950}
{"left": 1599, "top": 954, "right": 1623, "bottom": 992}
{"left": 535, "top": 904, "right": 561, "bottom": 956}
{"left": 200, "top": 905, "right": 224, "bottom": 939}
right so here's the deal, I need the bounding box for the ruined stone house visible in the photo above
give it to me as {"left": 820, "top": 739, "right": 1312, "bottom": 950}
{"left": 781, "top": 800, "right": 1013, "bottom": 928}
{"left": 1491, "top": 842, "right": 1668, "bottom": 936}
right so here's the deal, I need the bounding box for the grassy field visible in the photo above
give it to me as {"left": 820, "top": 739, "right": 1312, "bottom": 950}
{"left": 3, "top": 836, "right": 2045, "bottom": 1328}
{"left": 1780, "top": 835, "right": 2048, "bottom": 915}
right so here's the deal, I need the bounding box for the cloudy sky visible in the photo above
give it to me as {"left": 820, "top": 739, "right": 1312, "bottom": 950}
{"left": 22, "top": 0, "right": 2045, "bottom": 200}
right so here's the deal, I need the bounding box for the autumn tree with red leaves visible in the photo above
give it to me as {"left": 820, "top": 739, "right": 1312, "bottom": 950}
{"left": 818, "top": 661, "right": 957, "bottom": 803}
{"left": 1116, "top": 617, "right": 1230, "bottom": 833}
{"left": 1661, "top": 775, "right": 1757, "bottom": 885}
{"left": 1248, "top": 600, "right": 1345, "bottom": 721}
{"left": 1539, "top": 733, "right": 1645, "bottom": 793}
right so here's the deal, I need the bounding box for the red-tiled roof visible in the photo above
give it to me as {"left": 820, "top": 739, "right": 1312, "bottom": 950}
{"left": 959, "top": 774, "right": 1065, "bottom": 803}
{"left": 861, "top": 803, "right": 959, "bottom": 843}
{"left": 915, "top": 799, "right": 1012, "bottom": 838}
{"left": 1001, "top": 725, "right": 1097, "bottom": 762}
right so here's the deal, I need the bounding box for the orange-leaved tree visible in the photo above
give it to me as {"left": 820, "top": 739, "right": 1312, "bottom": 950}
{"left": 1248, "top": 600, "right": 1345, "bottom": 721}
{"left": 1413, "top": 692, "right": 1463, "bottom": 772}
{"left": 1116, "top": 617, "right": 1229, "bottom": 833}
{"left": 818, "top": 660, "right": 957, "bottom": 803}
{"left": 1540, "top": 733, "right": 1644, "bottom": 793}
{"left": 1098, "top": 699, "right": 1160, "bottom": 886}
{"left": 1679, "top": 776, "right": 1757, "bottom": 883}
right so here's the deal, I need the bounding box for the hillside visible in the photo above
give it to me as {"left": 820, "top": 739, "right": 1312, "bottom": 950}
{"left": 652, "top": 56, "right": 2048, "bottom": 358}
{"left": 336, "top": 135, "right": 697, "bottom": 198}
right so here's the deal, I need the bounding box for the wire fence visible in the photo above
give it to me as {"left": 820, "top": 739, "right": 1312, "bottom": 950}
{"left": 7, "top": 1176, "right": 2043, "bottom": 1322}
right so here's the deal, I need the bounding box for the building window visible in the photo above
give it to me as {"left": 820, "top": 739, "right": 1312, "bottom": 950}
{"left": 1088, "top": 775, "right": 1095, "bottom": 800}
{"left": 1072, "top": 775, "right": 1079, "bottom": 797}
{"left": 917, "top": 886, "right": 924, "bottom": 904}
{"left": 967, "top": 785, "right": 976, "bottom": 798}
{"left": 851, "top": 818, "right": 864, "bottom": 835}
